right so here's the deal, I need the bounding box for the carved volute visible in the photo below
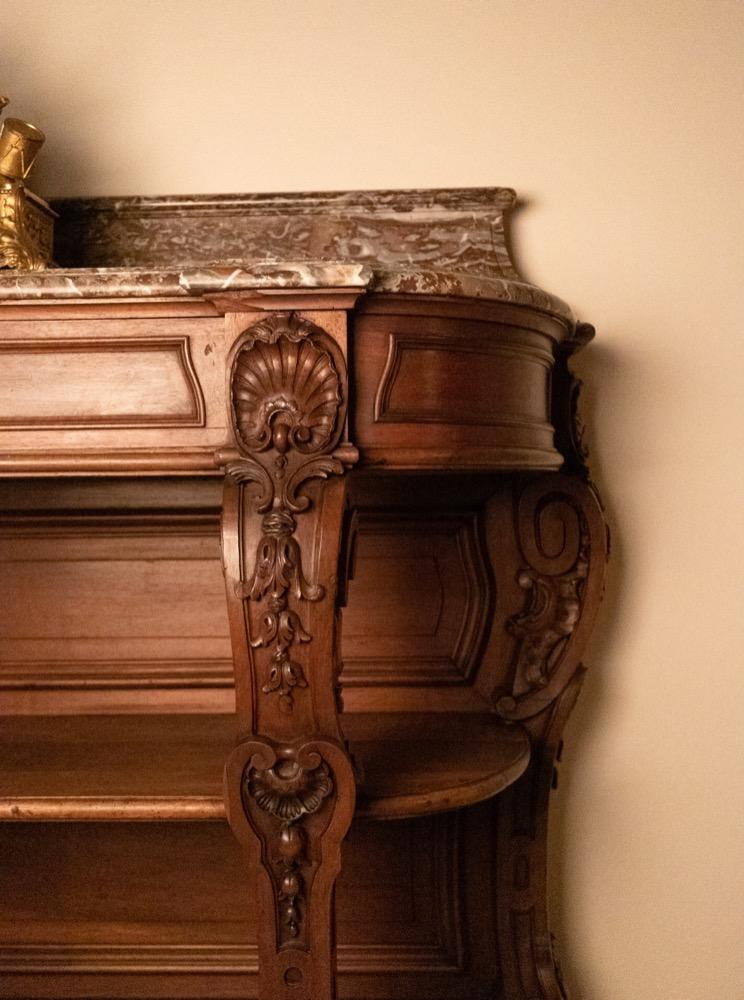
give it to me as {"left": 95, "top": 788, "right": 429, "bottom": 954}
{"left": 492, "top": 475, "right": 608, "bottom": 725}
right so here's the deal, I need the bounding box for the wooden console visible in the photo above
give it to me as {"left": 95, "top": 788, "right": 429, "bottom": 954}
{"left": 0, "top": 188, "right": 608, "bottom": 1000}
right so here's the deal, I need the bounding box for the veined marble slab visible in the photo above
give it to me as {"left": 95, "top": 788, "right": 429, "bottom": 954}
{"left": 0, "top": 262, "right": 371, "bottom": 300}
{"left": 0, "top": 188, "right": 573, "bottom": 321}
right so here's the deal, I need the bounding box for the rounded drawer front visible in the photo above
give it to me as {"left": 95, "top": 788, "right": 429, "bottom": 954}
{"left": 352, "top": 298, "right": 569, "bottom": 470}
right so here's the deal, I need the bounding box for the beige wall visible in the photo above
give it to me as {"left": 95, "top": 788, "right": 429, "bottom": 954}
{"left": 4, "top": 1, "right": 744, "bottom": 997}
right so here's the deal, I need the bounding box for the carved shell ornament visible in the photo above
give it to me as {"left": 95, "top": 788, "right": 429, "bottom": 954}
{"left": 231, "top": 315, "right": 342, "bottom": 456}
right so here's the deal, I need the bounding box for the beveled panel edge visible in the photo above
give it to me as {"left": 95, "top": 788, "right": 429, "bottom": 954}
{"left": 0, "top": 447, "right": 223, "bottom": 475}
{"left": 0, "top": 796, "right": 225, "bottom": 822}
{"left": 51, "top": 186, "right": 517, "bottom": 214}
{"left": 341, "top": 510, "right": 492, "bottom": 688}
{"left": 0, "top": 262, "right": 372, "bottom": 301}
{"left": 356, "top": 446, "right": 564, "bottom": 472}
{"left": 0, "top": 660, "right": 234, "bottom": 689}
{"left": 0, "top": 265, "right": 573, "bottom": 322}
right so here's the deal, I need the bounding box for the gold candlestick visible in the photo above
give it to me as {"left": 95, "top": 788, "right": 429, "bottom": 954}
{"left": 0, "top": 96, "right": 56, "bottom": 270}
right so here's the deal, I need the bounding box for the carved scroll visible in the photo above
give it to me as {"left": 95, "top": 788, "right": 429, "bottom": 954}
{"left": 493, "top": 476, "right": 608, "bottom": 997}
{"left": 507, "top": 514, "right": 589, "bottom": 695}
{"left": 219, "top": 311, "right": 357, "bottom": 1000}
{"left": 495, "top": 475, "right": 608, "bottom": 722}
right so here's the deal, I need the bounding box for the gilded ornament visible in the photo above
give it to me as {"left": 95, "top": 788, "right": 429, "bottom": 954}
{"left": 0, "top": 96, "right": 56, "bottom": 270}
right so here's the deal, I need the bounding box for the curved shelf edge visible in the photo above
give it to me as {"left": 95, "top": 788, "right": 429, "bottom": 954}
{"left": 348, "top": 713, "right": 531, "bottom": 820}
{"left": 0, "top": 795, "right": 225, "bottom": 823}
{"left": 0, "top": 713, "right": 531, "bottom": 823}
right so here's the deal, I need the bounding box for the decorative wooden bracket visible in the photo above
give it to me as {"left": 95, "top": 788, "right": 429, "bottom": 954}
{"left": 494, "top": 475, "right": 607, "bottom": 723}
{"left": 218, "top": 311, "right": 358, "bottom": 1000}
{"left": 491, "top": 473, "right": 608, "bottom": 999}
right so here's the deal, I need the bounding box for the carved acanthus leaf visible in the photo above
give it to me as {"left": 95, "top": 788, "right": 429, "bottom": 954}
{"left": 224, "top": 459, "right": 274, "bottom": 511}
{"left": 508, "top": 545, "right": 588, "bottom": 692}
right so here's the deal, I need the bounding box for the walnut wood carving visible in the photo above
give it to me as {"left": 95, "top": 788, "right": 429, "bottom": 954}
{"left": 219, "top": 311, "right": 357, "bottom": 1000}
{"left": 492, "top": 476, "right": 607, "bottom": 1000}
{"left": 0, "top": 189, "right": 609, "bottom": 1000}
{"left": 494, "top": 475, "right": 607, "bottom": 723}
{"left": 552, "top": 322, "right": 595, "bottom": 478}
{"left": 496, "top": 675, "right": 584, "bottom": 1000}
{"left": 0, "top": 335, "right": 205, "bottom": 429}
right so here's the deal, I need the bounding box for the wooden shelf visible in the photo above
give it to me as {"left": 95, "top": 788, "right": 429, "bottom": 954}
{"left": 345, "top": 713, "right": 529, "bottom": 819}
{"left": 0, "top": 713, "right": 529, "bottom": 823}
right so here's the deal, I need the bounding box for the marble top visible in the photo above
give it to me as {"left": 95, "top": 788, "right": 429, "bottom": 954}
{"left": 0, "top": 187, "right": 573, "bottom": 322}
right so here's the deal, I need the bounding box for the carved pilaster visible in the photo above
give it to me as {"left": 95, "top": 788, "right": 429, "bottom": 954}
{"left": 219, "top": 311, "right": 357, "bottom": 1000}
{"left": 224, "top": 737, "right": 355, "bottom": 999}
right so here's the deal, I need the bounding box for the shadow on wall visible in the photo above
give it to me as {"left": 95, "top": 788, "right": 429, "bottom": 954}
{"left": 549, "top": 339, "right": 629, "bottom": 1000}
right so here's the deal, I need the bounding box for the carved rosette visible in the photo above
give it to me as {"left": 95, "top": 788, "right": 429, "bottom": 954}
{"left": 496, "top": 486, "right": 591, "bottom": 720}
{"left": 226, "top": 313, "right": 358, "bottom": 711}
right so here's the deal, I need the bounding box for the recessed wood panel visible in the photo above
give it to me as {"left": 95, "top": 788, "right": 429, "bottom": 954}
{"left": 341, "top": 511, "right": 491, "bottom": 685}
{"left": 352, "top": 305, "right": 562, "bottom": 470}
{"left": 0, "top": 507, "right": 491, "bottom": 700}
{"left": 375, "top": 336, "right": 550, "bottom": 425}
{"left": 0, "top": 814, "right": 473, "bottom": 991}
{"left": 0, "top": 516, "right": 232, "bottom": 690}
{"left": 0, "top": 338, "right": 205, "bottom": 428}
